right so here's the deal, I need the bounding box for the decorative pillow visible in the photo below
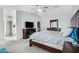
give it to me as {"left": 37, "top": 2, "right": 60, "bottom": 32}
{"left": 62, "top": 28, "right": 73, "bottom": 36}
{"left": 0, "top": 48, "right": 8, "bottom": 53}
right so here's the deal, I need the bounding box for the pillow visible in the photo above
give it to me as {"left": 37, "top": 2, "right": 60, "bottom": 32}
{"left": 0, "top": 48, "right": 8, "bottom": 53}
{"left": 62, "top": 28, "right": 73, "bottom": 36}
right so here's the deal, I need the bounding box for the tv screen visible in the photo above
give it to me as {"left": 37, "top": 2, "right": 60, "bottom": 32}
{"left": 25, "top": 22, "right": 34, "bottom": 28}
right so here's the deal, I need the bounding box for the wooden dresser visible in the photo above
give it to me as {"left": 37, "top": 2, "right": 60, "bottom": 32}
{"left": 23, "top": 28, "right": 36, "bottom": 39}
{"left": 47, "top": 27, "right": 61, "bottom": 31}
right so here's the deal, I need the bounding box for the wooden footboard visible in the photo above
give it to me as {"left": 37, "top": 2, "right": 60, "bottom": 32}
{"left": 29, "top": 39, "right": 62, "bottom": 53}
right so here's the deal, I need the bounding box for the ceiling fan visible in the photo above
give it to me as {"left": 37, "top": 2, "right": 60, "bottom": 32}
{"left": 31, "top": 5, "right": 48, "bottom": 13}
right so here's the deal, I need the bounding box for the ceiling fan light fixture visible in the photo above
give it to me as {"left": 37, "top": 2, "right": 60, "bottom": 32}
{"left": 37, "top": 9, "right": 42, "bottom": 12}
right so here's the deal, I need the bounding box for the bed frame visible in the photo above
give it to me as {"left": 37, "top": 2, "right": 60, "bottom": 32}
{"left": 29, "top": 19, "right": 62, "bottom": 53}
{"left": 29, "top": 39, "right": 62, "bottom": 53}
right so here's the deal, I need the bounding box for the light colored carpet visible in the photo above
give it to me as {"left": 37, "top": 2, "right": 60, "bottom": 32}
{"left": 0, "top": 39, "right": 49, "bottom": 53}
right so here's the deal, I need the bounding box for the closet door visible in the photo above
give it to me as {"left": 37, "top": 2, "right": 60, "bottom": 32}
{"left": 72, "top": 19, "right": 79, "bottom": 28}
{"left": 71, "top": 19, "right": 76, "bottom": 27}
{"left": 71, "top": 9, "right": 79, "bottom": 28}
{"left": 75, "top": 14, "right": 79, "bottom": 28}
{"left": 37, "top": 21, "right": 41, "bottom": 32}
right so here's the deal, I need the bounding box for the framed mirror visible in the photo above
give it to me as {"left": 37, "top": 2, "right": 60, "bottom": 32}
{"left": 50, "top": 19, "right": 58, "bottom": 28}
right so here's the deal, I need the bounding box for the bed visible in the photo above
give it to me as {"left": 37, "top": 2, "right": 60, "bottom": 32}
{"left": 29, "top": 31, "right": 65, "bottom": 53}
{"left": 29, "top": 18, "right": 78, "bottom": 52}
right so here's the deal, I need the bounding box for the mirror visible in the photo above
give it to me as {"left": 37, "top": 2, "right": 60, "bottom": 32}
{"left": 50, "top": 19, "right": 58, "bottom": 28}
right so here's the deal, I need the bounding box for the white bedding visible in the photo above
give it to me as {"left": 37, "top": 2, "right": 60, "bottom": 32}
{"left": 64, "top": 37, "right": 75, "bottom": 43}
{"left": 32, "top": 39, "right": 63, "bottom": 50}
{"left": 30, "top": 31, "right": 65, "bottom": 50}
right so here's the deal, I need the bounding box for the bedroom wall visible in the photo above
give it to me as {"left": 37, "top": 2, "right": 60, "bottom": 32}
{"left": 16, "top": 11, "right": 40, "bottom": 39}
{"left": 40, "top": 6, "right": 73, "bottom": 35}
{"left": 40, "top": 6, "right": 72, "bottom": 29}
{"left": 3, "top": 8, "right": 17, "bottom": 40}
{"left": 40, "top": 5, "right": 79, "bottom": 36}
{"left": 16, "top": 11, "right": 21, "bottom": 40}
{"left": 0, "top": 8, "right": 4, "bottom": 40}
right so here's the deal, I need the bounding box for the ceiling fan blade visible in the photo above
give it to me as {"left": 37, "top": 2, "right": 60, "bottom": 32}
{"left": 43, "top": 6, "right": 48, "bottom": 9}
{"left": 31, "top": 5, "right": 48, "bottom": 13}
{"left": 36, "top": 5, "right": 38, "bottom": 8}
{"left": 43, "top": 10, "right": 46, "bottom": 12}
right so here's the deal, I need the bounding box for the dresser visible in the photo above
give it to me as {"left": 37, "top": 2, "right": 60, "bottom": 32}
{"left": 47, "top": 27, "right": 61, "bottom": 31}
{"left": 23, "top": 28, "right": 36, "bottom": 39}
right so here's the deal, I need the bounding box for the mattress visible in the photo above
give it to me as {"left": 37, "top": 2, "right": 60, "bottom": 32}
{"left": 30, "top": 31, "right": 65, "bottom": 50}
{"left": 32, "top": 39, "right": 63, "bottom": 50}
{"left": 31, "top": 37, "right": 75, "bottom": 51}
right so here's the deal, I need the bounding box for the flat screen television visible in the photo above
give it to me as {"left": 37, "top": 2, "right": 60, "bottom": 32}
{"left": 25, "top": 22, "right": 34, "bottom": 28}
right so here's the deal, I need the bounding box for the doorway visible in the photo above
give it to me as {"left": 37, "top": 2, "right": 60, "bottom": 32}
{"left": 6, "top": 21, "right": 13, "bottom": 36}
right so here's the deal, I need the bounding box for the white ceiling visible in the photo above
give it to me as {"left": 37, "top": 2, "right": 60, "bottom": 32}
{"left": 0, "top": 5, "right": 72, "bottom": 15}
{"left": 0, "top": 5, "right": 62, "bottom": 12}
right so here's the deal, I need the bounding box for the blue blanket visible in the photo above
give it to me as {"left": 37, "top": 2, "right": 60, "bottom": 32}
{"left": 68, "top": 27, "right": 79, "bottom": 43}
